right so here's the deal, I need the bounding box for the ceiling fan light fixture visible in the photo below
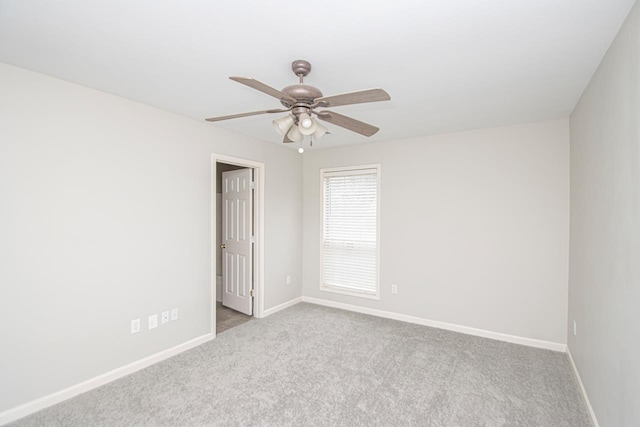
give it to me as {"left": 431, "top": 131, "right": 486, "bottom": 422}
{"left": 272, "top": 114, "right": 294, "bottom": 136}
{"left": 287, "top": 124, "right": 304, "bottom": 142}
{"left": 312, "top": 122, "right": 328, "bottom": 140}
{"left": 299, "top": 113, "right": 313, "bottom": 129}
{"left": 298, "top": 114, "right": 318, "bottom": 135}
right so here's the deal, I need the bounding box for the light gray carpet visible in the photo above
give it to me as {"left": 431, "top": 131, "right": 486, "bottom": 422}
{"left": 10, "top": 303, "right": 591, "bottom": 426}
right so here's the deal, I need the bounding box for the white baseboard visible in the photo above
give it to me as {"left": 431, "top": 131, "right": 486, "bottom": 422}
{"left": 0, "top": 333, "right": 213, "bottom": 426}
{"left": 261, "top": 296, "right": 303, "bottom": 318}
{"left": 301, "top": 297, "right": 567, "bottom": 352}
{"left": 567, "top": 348, "right": 599, "bottom": 427}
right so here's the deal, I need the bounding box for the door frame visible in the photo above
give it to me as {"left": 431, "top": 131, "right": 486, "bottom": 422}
{"left": 211, "top": 154, "right": 265, "bottom": 336}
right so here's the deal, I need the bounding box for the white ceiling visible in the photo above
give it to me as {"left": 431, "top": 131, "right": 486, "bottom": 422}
{"left": 0, "top": 0, "right": 635, "bottom": 149}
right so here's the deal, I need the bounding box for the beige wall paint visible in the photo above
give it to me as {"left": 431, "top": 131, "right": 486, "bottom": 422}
{"left": 568, "top": 2, "right": 640, "bottom": 425}
{"left": 303, "top": 119, "right": 570, "bottom": 344}
{"left": 0, "top": 63, "right": 302, "bottom": 412}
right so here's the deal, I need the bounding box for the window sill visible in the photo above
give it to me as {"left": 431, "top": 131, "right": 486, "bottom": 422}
{"left": 320, "top": 285, "right": 380, "bottom": 300}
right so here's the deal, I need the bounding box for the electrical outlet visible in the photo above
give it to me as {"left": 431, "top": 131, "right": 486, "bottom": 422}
{"left": 573, "top": 320, "right": 577, "bottom": 336}
{"left": 161, "top": 310, "right": 170, "bottom": 324}
{"left": 171, "top": 308, "right": 179, "bottom": 321}
{"left": 286, "top": 275, "right": 291, "bottom": 285}
{"left": 131, "top": 318, "right": 141, "bottom": 334}
{"left": 148, "top": 314, "right": 158, "bottom": 330}
{"left": 391, "top": 284, "right": 398, "bottom": 294}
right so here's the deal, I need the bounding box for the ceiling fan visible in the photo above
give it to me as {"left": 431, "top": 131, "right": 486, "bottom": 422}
{"left": 205, "top": 60, "right": 391, "bottom": 148}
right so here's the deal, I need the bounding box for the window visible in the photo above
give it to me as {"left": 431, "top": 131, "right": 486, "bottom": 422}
{"left": 320, "top": 164, "right": 380, "bottom": 299}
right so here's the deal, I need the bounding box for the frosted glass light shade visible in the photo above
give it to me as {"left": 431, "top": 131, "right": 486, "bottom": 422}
{"left": 312, "top": 122, "right": 328, "bottom": 139}
{"left": 272, "top": 115, "right": 294, "bottom": 136}
{"left": 287, "top": 124, "right": 304, "bottom": 142}
{"left": 299, "top": 113, "right": 313, "bottom": 129}
{"left": 299, "top": 115, "right": 318, "bottom": 136}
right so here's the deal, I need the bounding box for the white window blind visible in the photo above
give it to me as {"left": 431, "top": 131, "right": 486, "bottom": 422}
{"left": 321, "top": 166, "right": 379, "bottom": 297}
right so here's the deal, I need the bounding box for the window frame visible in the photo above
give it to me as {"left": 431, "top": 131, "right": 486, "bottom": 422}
{"left": 319, "top": 164, "right": 381, "bottom": 300}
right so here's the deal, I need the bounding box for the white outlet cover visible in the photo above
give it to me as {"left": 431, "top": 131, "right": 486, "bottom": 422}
{"left": 161, "top": 311, "right": 170, "bottom": 324}
{"left": 131, "top": 318, "right": 141, "bottom": 334}
{"left": 148, "top": 314, "right": 158, "bottom": 329}
{"left": 171, "top": 308, "right": 179, "bottom": 321}
{"left": 286, "top": 275, "right": 291, "bottom": 285}
{"left": 391, "top": 285, "right": 398, "bottom": 294}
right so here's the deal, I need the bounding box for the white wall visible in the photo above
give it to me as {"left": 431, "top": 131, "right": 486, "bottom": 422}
{"left": 215, "top": 162, "right": 244, "bottom": 279}
{"left": 568, "top": 1, "right": 640, "bottom": 425}
{"left": 303, "top": 119, "right": 570, "bottom": 345}
{"left": 0, "top": 63, "right": 302, "bottom": 413}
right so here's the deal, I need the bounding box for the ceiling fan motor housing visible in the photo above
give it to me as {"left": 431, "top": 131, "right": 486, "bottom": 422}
{"left": 281, "top": 84, "right": 323, "bottom": 107}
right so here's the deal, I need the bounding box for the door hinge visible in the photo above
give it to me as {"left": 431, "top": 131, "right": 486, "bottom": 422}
{"left": 250, "top": 289, "right": 255, "bottom": 297}
{"left": 250, "top": 181, "right": 255, "bottom": 189}
{"left": 250, "top": 236, "right": 255, "bottom": 244}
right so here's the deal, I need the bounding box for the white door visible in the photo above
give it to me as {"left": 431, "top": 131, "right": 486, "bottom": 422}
{"left": 221, "top": 168, "right": 253, "bottom": 315}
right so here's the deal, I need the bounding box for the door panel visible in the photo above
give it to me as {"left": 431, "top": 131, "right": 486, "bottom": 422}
{"left": 221, "top": 168, "right": 253, "bottom": 315}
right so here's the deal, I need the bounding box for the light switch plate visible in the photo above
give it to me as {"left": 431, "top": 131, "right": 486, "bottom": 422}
{"left": 161, "top": 311, "right": 170, "bottom": 324}
{"left": 131, "top": 319, "right": 141, "bottom": 334}
{"left": 148, "top": 314, "right": 158, "bottom": 329}
{"left": 171, "top": 308, "right": 179, "bottom": 321}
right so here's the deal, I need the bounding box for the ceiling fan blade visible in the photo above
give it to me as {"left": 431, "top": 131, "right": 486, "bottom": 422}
{"left": 283, "top": 134, "right": 295, "bottom": 143}
{"left": 230, "top": 77, "right": 297, "bottom": 105}
{"left": 313, "top": 88, "right": 390, "bottom": 108}
{"left": 316, "top": 110, "right": 380, "bottom": 137}
{"left": 205, "top": 108, "right": 289, "bottom": 122}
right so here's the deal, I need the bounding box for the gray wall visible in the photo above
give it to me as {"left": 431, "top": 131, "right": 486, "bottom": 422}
{"left": 568, "top": 2, "right": 640, "bottom": 425}
{"left": 0, "top": 63, "right": 302, "bottom": 412}
{"left": 303, "top": 119, "right": 570, "bottom": 345}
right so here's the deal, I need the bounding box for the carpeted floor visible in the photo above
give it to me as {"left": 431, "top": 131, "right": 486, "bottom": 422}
{"left": 10, "top": 303, "right": 592, "bottom": 426}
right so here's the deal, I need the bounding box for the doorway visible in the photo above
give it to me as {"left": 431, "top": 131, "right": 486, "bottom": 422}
{"left": 211, "top": 154, "right": 265, "bottom": 336}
